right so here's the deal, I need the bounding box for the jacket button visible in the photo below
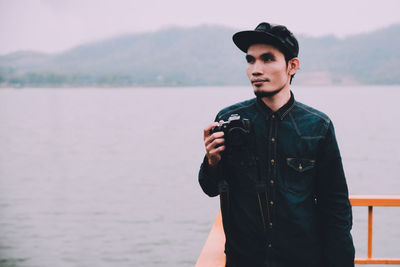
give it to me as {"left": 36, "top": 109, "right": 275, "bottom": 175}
{"left": 268, "top": 243, "right": 272, "bottom": 248}
{"left": 271, "top": 114, "right": 276, "bottom": 119}
{"left": 298, "top": 164, "right": 303, "bottom": 170}
{"left": 270, "top": 201, "right": 274, "bottom": 206}
{"left": 270, "top": 159, "right": 275, "bottom": 165}
{"left": 271, "top": 137, "right": 275, "bottom": 142}
{"left": 269, "top": 222, "right": 273, "bottom": 228}
{"left": 270, "top": 180, "right": 274, "bottom": 185}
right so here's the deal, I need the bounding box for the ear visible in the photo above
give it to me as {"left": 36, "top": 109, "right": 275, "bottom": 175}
{"left": 287, "top": 57, "right": 300, "bottom": 75}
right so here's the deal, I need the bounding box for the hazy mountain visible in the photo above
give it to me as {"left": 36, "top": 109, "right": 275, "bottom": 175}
{"left": 1, "top": 24, "right": 399, "bottom": 87}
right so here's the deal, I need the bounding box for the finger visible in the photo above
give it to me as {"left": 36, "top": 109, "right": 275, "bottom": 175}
{"left": 209, "top": 145, "right": 226, "bottom": 155}
{"left": 205, "top": 136, "right": 225, "bottom": 151}
{"left": 208, "top": 154, "right": 221, "bottom": 166}
{"left": 218, "top": 145, "right": 226, "bottom": 152}
{"left": 207, "top": 145, "right": 226, "bottom": 166}
{"left": 212, "top": 131, "right": 225, "bottom": 139}
{"left": 204, "top": 131, "right": 225, "bottom": 146}
{"left": 203, "top": 122, "right": 220, "bottom": 139}
{"left": 206, "top": 141, "right": 217, "bottom": 154}
{"left": 208, "top": 147, "right": 223, "bottom": 158}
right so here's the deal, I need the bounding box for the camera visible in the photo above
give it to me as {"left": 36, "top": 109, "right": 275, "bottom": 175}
{"left": 210, "top": 114, "right": 251, "bottom": 147}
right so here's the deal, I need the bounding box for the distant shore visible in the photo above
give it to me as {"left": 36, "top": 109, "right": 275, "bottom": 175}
{"left": 1, "top": 24, "right": 400, "bottom": 87}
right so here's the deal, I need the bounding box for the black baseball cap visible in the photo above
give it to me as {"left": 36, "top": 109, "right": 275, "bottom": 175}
{"left": 233, "top": 22, "right": 299, "bottom": 59}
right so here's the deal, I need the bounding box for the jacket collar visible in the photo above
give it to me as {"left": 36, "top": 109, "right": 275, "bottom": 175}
{"left": 256, "top": 91, "right": 295, "bottom": 120}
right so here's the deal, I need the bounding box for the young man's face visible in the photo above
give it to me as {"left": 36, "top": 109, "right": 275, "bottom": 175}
{"left": 246, "top": 43, "right": 291, "bottom": 97}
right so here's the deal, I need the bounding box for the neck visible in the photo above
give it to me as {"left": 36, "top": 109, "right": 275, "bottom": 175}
{"left": 261, "top": 87, "right": 291, "bottom": 112}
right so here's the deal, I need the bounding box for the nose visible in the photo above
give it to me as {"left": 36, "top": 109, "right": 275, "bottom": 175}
{"left": 251, "top": 60, "right": 263, "bottom": 76}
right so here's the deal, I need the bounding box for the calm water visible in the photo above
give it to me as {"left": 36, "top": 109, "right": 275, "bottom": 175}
{"left": 0, "top": 86, "right": 399, "bottom": 267}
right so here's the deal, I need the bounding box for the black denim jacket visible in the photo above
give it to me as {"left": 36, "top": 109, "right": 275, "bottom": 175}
{"left": 199, "top": 92, "right": 355, "bottom": 267}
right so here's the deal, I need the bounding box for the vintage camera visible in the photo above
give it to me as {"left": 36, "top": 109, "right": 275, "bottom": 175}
{"left": 210, "top": 114, "right": 251, "bottom": 147}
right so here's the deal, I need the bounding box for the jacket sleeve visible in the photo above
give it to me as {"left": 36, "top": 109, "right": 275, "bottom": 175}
{"left": 198, "top": 156, "right": 224, "bottom": 197}
{"left": 198, "top": 113, "right": 227, "bottom": 197}
{"left": 316, "top": 121, "right": 355, "bottom": 267}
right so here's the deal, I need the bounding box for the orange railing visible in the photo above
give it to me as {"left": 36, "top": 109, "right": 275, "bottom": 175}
{"left": 195, "top": 210, "right": 226, "bottom": 267}
{"left": 351, "top": 195, "right": 400, "bottom": 264}
{"left": 195, "top": 195, "right": 400, "bottom": 267}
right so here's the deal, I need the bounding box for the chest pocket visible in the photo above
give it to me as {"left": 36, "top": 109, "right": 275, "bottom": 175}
{"left": 284, "top": 158, "right": 316, "bottom": 194}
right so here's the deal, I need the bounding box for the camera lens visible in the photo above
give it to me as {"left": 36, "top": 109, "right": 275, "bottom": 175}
{"left": 227, "top": 127, "right": 247, "bottom": 146}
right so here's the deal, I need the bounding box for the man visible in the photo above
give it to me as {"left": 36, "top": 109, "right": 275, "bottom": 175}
{"left": 198, "top": 22, "right": 355, "bottom": 267}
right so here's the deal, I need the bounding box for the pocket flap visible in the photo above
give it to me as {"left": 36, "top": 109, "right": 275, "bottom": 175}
{"left": 287, "top": 158, "right": 316, "bottom": 172}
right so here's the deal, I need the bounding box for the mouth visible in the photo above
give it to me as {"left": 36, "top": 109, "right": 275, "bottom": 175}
{"left": 251, "top": 78, "right": 270, "bottom": 87}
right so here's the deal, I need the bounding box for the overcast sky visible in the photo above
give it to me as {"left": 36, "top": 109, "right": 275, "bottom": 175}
{"left": 1, "top": 0, "right": 399, "bottom": 55}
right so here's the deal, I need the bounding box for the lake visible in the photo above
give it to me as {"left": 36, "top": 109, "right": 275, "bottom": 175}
{"left": 0, "top": 86, "right": 399, "bottom": 267}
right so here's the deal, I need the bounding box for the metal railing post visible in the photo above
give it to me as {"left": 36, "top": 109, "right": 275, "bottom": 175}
{"left": 368, "top": 205, "right": 373, "bottom": 259}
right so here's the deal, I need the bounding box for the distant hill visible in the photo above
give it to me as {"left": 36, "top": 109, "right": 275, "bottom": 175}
{"left": 1, "top": 24, "right": 399, "bottom": 87}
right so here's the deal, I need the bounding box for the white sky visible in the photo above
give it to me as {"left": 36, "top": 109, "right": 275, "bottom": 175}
{"left": 1, "top": 0, "right": 399, "bottom": 55}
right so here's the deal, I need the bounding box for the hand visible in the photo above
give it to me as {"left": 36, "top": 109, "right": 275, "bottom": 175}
{"left": 203, "top": 121, "right": 226, "bottom": 167}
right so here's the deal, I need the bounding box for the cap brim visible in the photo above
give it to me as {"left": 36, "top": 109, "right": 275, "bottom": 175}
{"left": 232, "top": 30, "right": 285, "bottom": 53}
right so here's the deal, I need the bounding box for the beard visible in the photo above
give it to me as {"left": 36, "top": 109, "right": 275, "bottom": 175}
{"left": 253, "top": 86, "right": 284, "bottom": 98}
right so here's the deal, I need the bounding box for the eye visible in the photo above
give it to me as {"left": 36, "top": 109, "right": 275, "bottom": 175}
{"left": 261, "top": 54, "right": 274, "bottom": 62}
{"left": 246, "top": 55, "right": 255, "bottom": 63}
